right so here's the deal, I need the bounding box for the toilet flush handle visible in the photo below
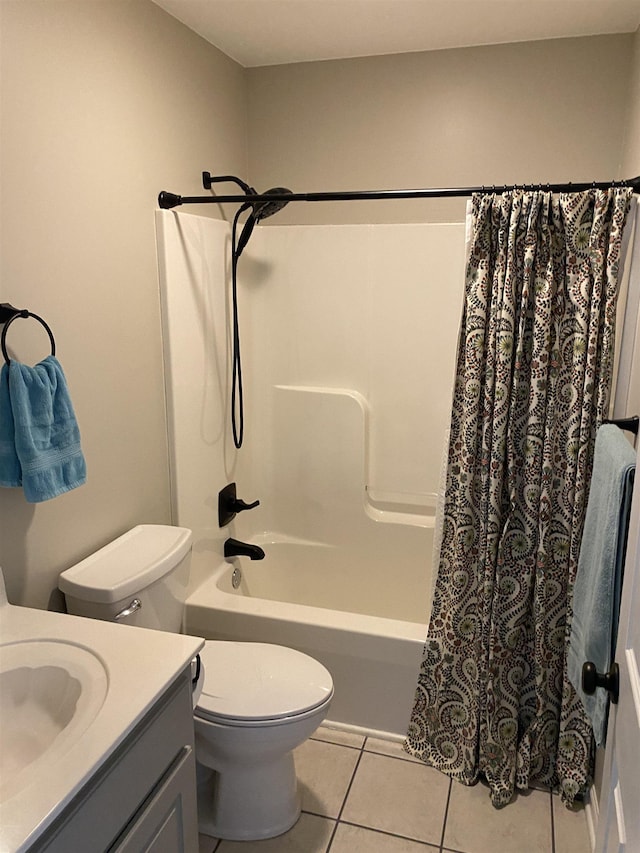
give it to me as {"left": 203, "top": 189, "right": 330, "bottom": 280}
{"left": 114, "top": 598, "right": 142, "bottom": 621}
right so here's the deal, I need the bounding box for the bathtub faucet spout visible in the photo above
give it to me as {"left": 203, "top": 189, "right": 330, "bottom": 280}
{"left": 224, "top": 538, "right": 265, "bottom": 560}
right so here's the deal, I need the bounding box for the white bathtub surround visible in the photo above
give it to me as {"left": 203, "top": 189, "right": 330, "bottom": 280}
{"left": 155, "top": 213, "right": 236, "bottom": 592}
{"left": 242, "top": 223, "right": 466, "bottom": 509}
{"left": 156, "top": 210, "right": 466, "bottom": 734}
{"left": 265, "top": 385, "right": 433, "bottom": 618}
{"left": 156, "top": 210, "right": 463, "bottom": 574}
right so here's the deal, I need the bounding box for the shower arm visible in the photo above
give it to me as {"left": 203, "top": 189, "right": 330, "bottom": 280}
{"left": 202, "top": 172, "right": 255, "bottom": 196}
{"left": 158, "top": 175, "right": 640, "bottom": 210}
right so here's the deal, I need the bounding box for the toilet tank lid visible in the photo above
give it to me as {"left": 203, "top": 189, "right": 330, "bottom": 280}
{"left": 58, "top": 525, "right": 192, "bottom": 604}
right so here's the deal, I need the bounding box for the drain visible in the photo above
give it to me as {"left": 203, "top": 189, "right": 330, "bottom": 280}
{"left": 232, "top": 566, "right": 242, "bottom": 589}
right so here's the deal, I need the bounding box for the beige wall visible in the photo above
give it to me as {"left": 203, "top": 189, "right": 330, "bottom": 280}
{"left": 247, "top": 34, "right": 634, "bottom": 224}
{"left": 620, "top": 27, "right": 640, "bottom": 177}
{"left": 0, "top": 0, "right": 247, "bottom": 607}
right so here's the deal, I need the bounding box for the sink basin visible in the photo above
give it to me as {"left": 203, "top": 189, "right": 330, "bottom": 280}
{"left": 0, "top": 640, "right": 108, "bottom": 801}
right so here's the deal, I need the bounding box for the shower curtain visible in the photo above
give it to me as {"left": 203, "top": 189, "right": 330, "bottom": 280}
{"left": 405, "top": 187, "right": 633, "bottom": 807}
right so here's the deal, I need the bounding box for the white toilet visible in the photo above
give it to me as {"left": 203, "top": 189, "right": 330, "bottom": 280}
{"left": 58, "top": 524, "right": 333, "bottom": 841}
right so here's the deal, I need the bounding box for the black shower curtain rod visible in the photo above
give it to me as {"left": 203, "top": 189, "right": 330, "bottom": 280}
{"left": 158, "top": 175, "right": 640, "bottom": 210}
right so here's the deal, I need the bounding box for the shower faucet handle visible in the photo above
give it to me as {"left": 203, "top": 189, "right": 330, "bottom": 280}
{"left": 218, "top": 482, "right": 260, "bottom": 527}
{"left": 233, "top": 496, "right": 260, "bottom": 514}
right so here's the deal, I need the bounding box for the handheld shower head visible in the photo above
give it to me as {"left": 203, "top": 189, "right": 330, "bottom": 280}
{"left": 253, "top": 188, "right": 293, "bottom": 221}
{"left": 235, "top": 187, "right": 293, "bottom": 259}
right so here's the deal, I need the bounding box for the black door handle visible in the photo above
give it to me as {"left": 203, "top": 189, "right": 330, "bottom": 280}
{"left": 582, "top": 661, "right": 619, "bottom": 704}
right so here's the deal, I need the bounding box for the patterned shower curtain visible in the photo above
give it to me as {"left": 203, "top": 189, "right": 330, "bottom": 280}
{"left": 405, "top": 187, "right": 633, "bottom": 808}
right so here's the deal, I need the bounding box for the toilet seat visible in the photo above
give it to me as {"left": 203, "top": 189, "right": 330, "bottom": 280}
{"left": 194, "top": 640, "right": 333, "bottom": 726}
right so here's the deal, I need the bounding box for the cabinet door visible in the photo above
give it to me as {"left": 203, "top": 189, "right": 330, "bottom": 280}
{"left": 109, "top": 746, "right": 198, "bottom": 853}
{"left": 34, "top": 673, "right": 197, "bottom": 853}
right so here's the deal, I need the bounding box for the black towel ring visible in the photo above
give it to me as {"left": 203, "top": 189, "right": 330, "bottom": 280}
{"left": 1, "top": 310, "right": 56, "bottom": 365}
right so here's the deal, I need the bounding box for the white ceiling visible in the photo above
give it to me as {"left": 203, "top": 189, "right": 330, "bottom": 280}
{"left": 152, "top": 0, "right": 640, "bottom": 67}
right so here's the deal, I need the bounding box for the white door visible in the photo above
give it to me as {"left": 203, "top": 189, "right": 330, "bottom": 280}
{"left": 595, "top": 442, "right": 640, "bottom": 853}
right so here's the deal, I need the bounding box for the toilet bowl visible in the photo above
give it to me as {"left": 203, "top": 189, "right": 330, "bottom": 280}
{"left": 193, "top": 640, "right": 332, "bottom": 839}
{"left": 58, "top": 525, "right": 333, "bottom": 841}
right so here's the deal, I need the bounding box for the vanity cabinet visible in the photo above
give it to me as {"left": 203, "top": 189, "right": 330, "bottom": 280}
{"left": 30, "top": 669, "right": 198, "bottom": 853}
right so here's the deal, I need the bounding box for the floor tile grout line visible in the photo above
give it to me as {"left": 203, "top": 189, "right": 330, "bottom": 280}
{"left": 362, "top": 749, "right": 427, "bottom": 764}
{"left": 549, "top": 787, "right": 556, "bottom": 853}
{"left": 337, "top": 817, "right": 442, "bottom": 849}
{"left": 315, "top": 742, "right": 429, "bottom": 764}
{"left": 326, "top": 736, "right": 367, "bottom": 851}
{"left": 439, "top": 778, "right": 453, "bottom": 852}
{"left": 301, "top": 808, "right": 339, "bottom": 820}
{"left": 311, "top": 732, "right": 428, "bottom": 765}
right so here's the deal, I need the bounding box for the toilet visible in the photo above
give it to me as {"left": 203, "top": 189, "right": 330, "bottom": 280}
{"left": 58, "top": 525, "right": 333, "bottom": 841}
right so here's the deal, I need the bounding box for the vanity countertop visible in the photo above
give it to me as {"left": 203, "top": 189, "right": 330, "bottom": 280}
{"left": 0, "top": 598, "right": 204, "bottom": 853}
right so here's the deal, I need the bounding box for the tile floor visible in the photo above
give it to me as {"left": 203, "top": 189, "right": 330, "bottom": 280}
{"left": 198, "top": 726, "right": 592, "bottom": 853}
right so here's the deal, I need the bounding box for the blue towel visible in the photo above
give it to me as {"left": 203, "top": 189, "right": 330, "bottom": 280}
{"left": 567, "top": 424, "right": 635, "bottom": 746}
{"left": 0, "top": 363, "right": 21, "bottom": 487}
{"left": 3, "top": 356, "right": 86, "bottom": 502}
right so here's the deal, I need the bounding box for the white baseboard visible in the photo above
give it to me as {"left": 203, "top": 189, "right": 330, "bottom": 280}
{"left": 321, "top": 718, "right": 405, "bottom": 742}
{"left": 585, "top": 785, "right": 598, "bottom": 851}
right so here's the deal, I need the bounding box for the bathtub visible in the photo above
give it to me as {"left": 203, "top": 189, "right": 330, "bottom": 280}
{"left": 184, "top": 535, "right": 430, "bottom": 738}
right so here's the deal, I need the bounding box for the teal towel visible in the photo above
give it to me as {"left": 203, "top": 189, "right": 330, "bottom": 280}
{"left": 3, "top": 356, "right": 86, "bottom": 502}
{"left": 567, "top": 424, "right": 635, "bottom": 746}
{"left": 0, "top": 363, "right": 21, "bottom": 487}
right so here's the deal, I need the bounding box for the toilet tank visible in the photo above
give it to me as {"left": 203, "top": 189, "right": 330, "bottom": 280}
{"left": 58, "top": 525, "right": 192, "bottom": 633}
